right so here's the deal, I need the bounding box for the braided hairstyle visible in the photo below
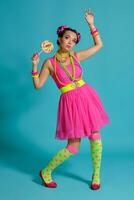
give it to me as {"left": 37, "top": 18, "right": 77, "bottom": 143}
{"left": 56, "top": 25, "right": 81, "bottom": 45}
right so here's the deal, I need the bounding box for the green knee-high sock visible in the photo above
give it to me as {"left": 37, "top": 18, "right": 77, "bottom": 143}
{"left": 90, "top": 140, "right": 102, "bottom": 184}
{"left": 42, "top": 148, "right": 74, "bottom": 183}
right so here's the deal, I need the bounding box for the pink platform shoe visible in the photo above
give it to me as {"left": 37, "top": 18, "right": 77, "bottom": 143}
{"left": 39, "top": 170, "right": 57, "bottom": 188}
{"left": 90, "top": 174, "right": 101, "bottom": 190}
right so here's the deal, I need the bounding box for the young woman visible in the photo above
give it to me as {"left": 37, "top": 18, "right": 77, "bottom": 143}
{"left": 31, "top": 9, "right": 110, "bottom": 190}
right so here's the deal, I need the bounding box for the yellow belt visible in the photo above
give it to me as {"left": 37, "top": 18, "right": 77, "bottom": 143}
{"left": 60, "top": 79, "right": 86, "bottom": 94}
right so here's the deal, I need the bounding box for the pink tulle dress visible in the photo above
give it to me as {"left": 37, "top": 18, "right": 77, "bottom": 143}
{"left": 48, "top": 52, "right": 110, "bottom": 140}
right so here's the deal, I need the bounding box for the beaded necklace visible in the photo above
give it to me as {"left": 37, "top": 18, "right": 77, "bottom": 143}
{"left": 56, "top": 51, "right": 70, "bottom": 63}
{"left": 56, "top": 52, "right": 75, "bottom": 81}
{"left": 54, "top": 51, "right": 83, "bottom": 86}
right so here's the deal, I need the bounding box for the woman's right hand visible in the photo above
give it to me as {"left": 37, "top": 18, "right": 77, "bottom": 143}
{"left": 31, "top": 53, "right": 40, "bottom": 66}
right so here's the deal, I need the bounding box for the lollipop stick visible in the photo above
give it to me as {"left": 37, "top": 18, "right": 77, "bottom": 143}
{"left": 38, "top": 50, "right": 43, "bottom": 55}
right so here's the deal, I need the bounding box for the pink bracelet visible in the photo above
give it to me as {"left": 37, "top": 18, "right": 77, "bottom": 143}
{"left": 31, "top": 70, "right": 39, "bottom": 75}
{"left": 91, "top": 28, "right": 98, "bottom": 35}
{"left": 91, "top": 27, "right": 97, "bottom": 31}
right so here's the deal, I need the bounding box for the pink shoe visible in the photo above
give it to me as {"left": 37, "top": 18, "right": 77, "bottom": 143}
{"left": 90, "top": 174, "right": 101, "bottom": 190}
{"left": 91, "top": 183, "right": 101, "bottom": 190}
{"left": 39, "top": 170, "right": 57, "bottom": 188}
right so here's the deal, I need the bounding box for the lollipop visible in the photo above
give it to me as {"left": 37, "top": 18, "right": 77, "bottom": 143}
{"left": 38, "top": 40, "right": 54, "bottom": 55}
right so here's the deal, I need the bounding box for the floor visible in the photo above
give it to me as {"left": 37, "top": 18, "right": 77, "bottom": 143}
{"left": 0, "top": 145, "right": 133, "bottom": 200}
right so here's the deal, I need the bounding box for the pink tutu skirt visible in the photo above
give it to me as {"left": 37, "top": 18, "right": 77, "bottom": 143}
{"left": 55, "top": 83, "right": 110, "bottom": 140}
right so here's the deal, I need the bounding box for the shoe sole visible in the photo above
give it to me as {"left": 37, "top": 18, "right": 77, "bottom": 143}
{"left": 39, "top": 170, "right": 57, "bottom": 188}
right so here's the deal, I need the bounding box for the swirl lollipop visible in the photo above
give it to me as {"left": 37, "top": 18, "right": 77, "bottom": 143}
{"left": 38, "top": 40, "right": 54, "bottom": 55}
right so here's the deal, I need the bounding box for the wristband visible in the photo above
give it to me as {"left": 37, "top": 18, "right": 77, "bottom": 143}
{"left": 32, "top": 74, "right": 39, "bottom": 78}
{"left": 91, "top": 28, "right": 98, "bottom": 35}
{"left": 31, "top": 70, "right": 39, "bottom": 75}
{"left": 92, "top": 32, "right": 99, "bottom": 37}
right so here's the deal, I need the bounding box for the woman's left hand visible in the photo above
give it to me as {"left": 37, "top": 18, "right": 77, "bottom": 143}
{"left": 85, "top": 9, "right": 94, "bottom": 25}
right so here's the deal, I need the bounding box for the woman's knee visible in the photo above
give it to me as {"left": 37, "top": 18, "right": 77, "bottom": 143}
{"left": 66, "top": 138, "right": 81, "bottom": 154}
{"left": 88, "top": 131, "right": 101, "bottom": 140}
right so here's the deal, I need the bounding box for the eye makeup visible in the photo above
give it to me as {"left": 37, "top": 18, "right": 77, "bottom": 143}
{"left": 64, "top": 34, "right": 77, "bottom": 43}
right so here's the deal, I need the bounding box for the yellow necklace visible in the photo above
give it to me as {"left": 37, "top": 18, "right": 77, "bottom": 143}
{"left": 54, "top": 52, "right": 83, "bottom": 86}
{"left": 56, "top": 50, "right": 70, "bottom": 63}
{"left": 56, "top": 52, "right": 75, "bottom": 80}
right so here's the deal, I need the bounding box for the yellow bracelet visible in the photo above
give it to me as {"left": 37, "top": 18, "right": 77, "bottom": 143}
{"left": 32, "top": 74, "right": 39, "bottom": 78}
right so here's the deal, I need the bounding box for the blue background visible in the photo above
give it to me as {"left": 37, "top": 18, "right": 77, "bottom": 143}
{"left": 0, "top": 0, "right": 134, "bottom": 199}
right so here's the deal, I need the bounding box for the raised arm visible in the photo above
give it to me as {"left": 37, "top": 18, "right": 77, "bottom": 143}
{"left": 31, "top": 53, "right": 51, "bottom": 89}
{"left": 76, "top": 9, "right": 103, "bottom": 62}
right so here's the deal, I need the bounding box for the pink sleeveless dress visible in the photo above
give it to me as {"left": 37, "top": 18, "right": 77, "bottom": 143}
{"left": 48, "top": 52, "right": 110, "bottom": 140}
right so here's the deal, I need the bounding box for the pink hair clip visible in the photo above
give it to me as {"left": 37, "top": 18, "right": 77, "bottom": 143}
{"left": 57, "top": 25, "right": 69, "bottom": 34}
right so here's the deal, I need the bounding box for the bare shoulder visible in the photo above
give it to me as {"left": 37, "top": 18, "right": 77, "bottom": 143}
{"left": 42, "top": 58, "right": 54, "bottom": 75}
{"left": 73, "top": 51, "right": 81, "bottom": 62}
